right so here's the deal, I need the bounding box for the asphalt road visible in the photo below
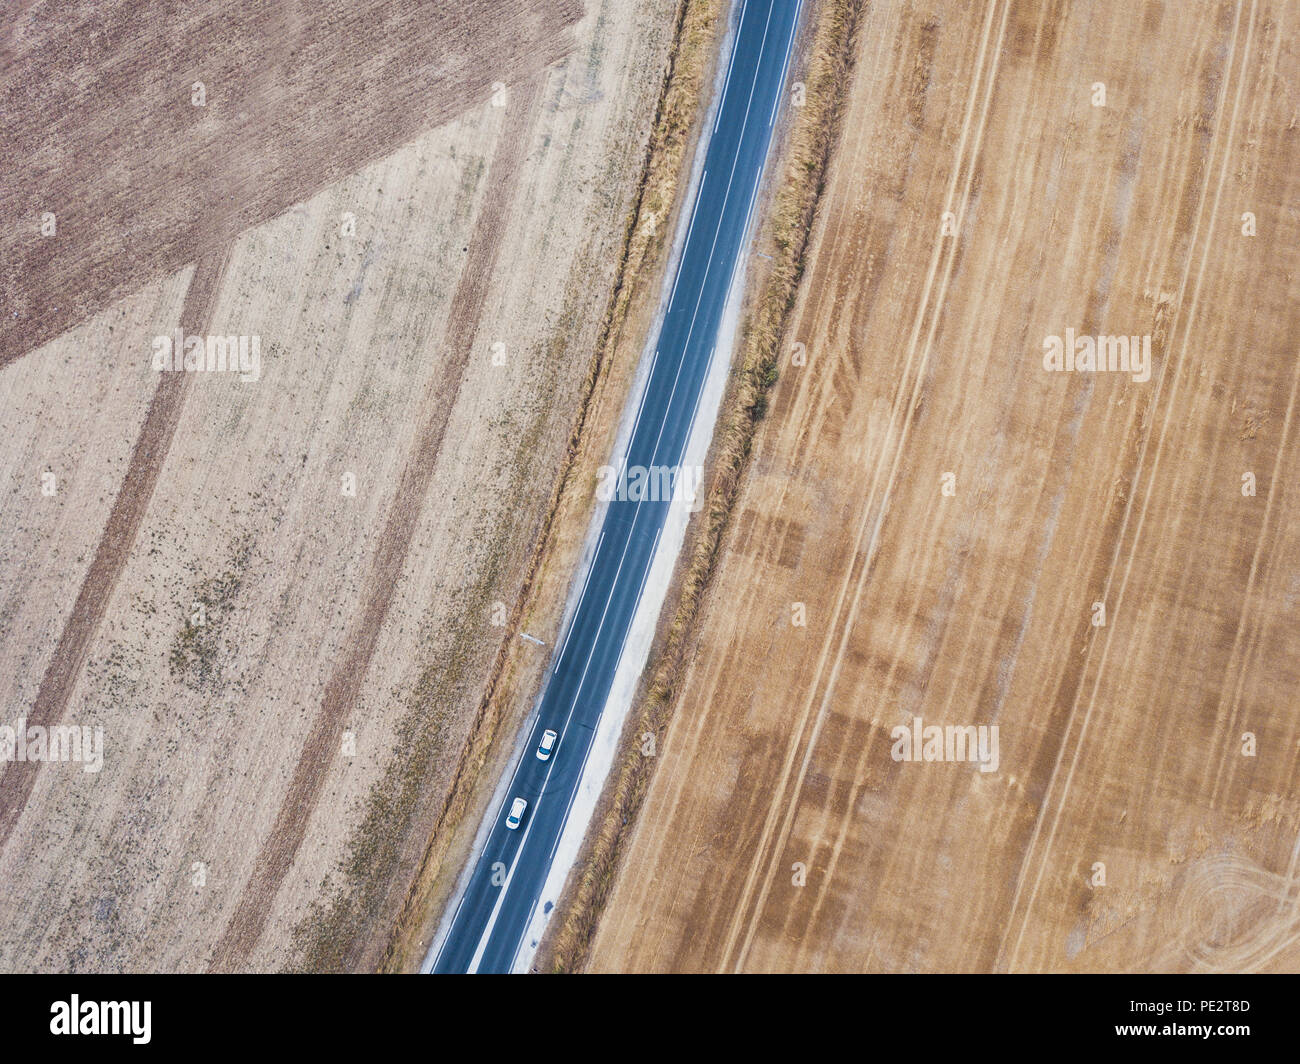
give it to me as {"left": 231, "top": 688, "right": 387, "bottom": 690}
{"left": 429, "top": 0, "right": 802, "bottom": 974}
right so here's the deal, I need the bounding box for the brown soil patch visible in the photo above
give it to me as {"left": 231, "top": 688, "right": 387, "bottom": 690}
{"left": 0, "top": 0, "right": 581, "bottom": 365}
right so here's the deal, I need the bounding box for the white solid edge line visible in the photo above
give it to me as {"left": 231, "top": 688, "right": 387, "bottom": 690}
{"left": 713, "top": 0, "right": 747, "bottom": 134}
{"left": 769, "top": 0, "right": 802, "bottom": 126}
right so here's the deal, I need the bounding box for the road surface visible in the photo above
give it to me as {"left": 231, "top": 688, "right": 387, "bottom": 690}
{"left": 429, "top": 0, "right": 803, "bottom": 974}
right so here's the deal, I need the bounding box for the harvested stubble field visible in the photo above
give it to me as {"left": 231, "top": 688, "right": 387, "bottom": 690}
{"left": 0, "top": 0, "right": 680, "bottom": 971}
{"left": 589, "top": 0, "right": 1300, "bottom": 972}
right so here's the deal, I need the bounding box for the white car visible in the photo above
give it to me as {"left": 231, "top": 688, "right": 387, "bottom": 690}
{"left": 505, "top": 796, "right": 528, "bottom": 830}
{"left": 536, "top": 729, "right": 558, "bottom": 761}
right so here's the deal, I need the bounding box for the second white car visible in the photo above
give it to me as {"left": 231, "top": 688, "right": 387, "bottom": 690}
{"left": 536, "top": 729, "right": 558, "bottom": 761}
